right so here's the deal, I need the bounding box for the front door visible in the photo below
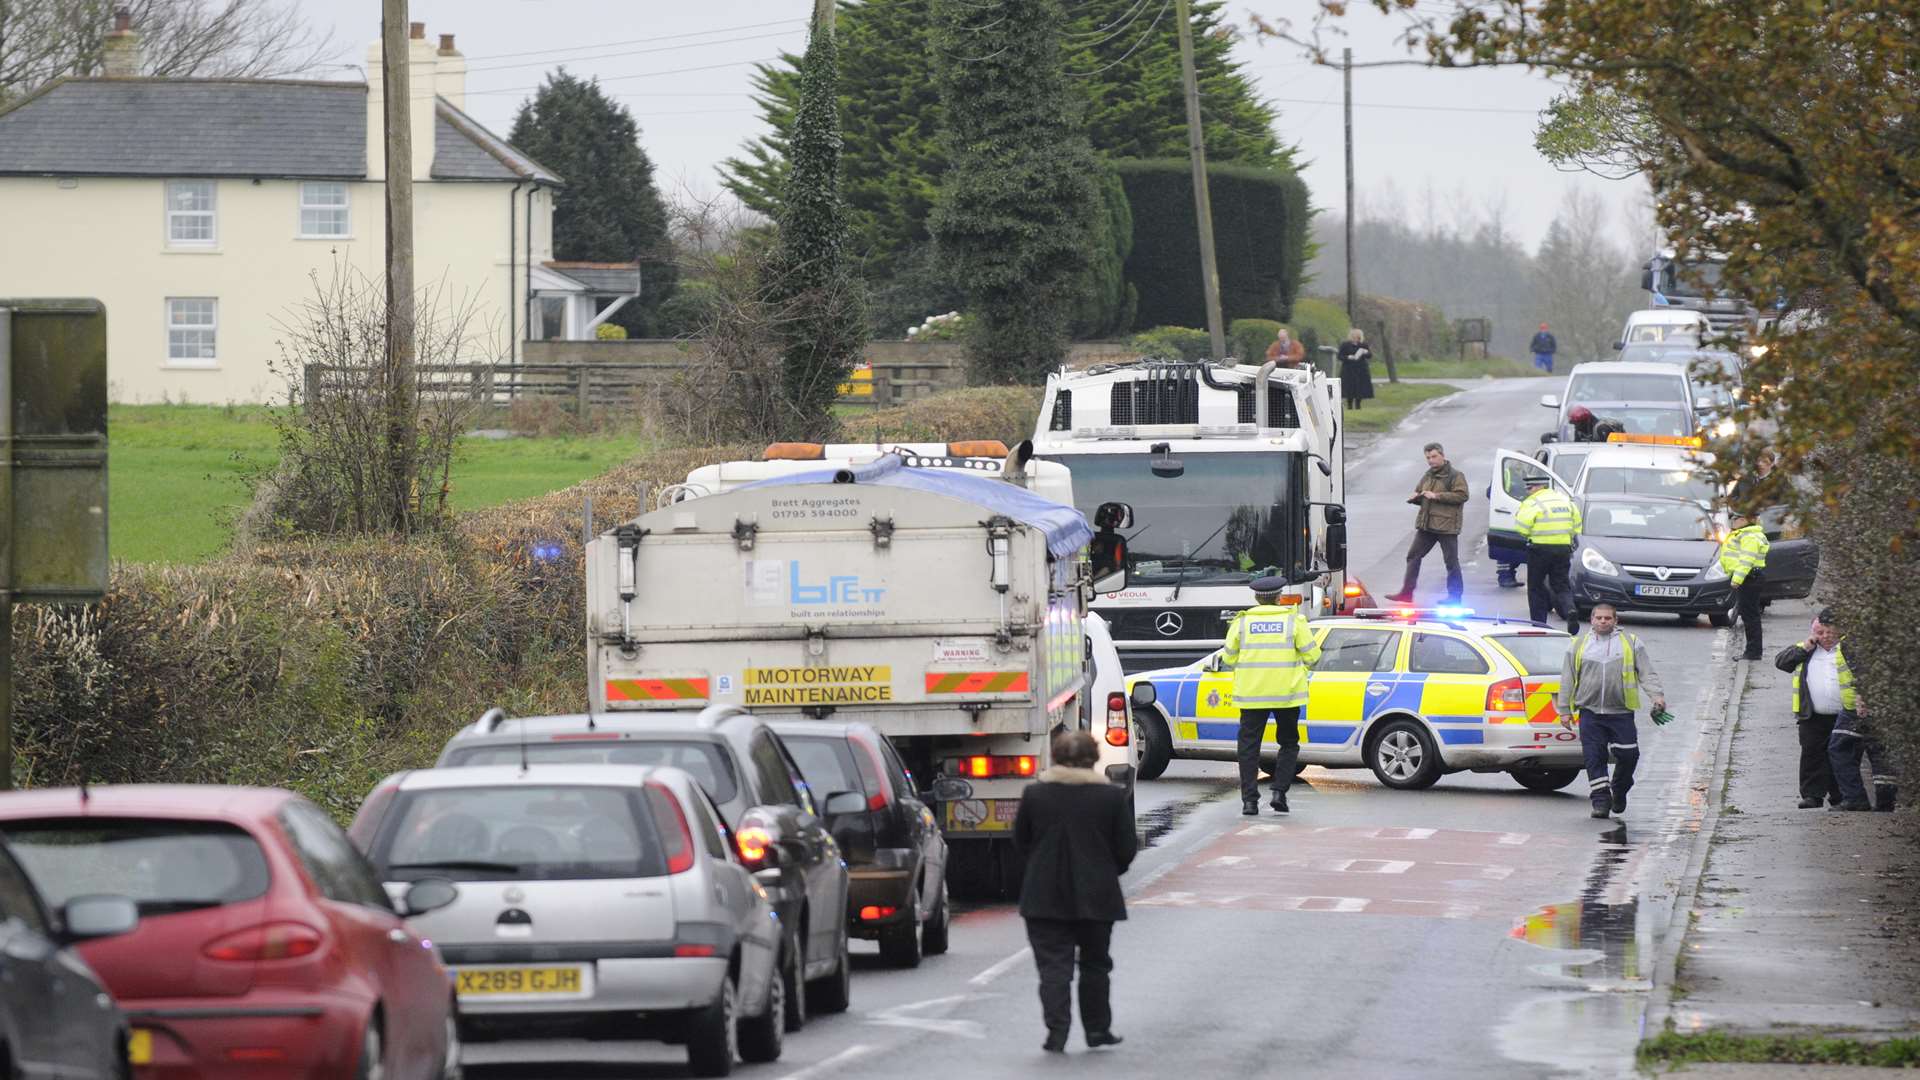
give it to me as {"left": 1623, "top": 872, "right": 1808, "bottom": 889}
{"left": 1302, "top": 627, "right": 1404, "bottom": 760}
{"left": 1490, "top": 449, "right": 1575, "bottom": 556}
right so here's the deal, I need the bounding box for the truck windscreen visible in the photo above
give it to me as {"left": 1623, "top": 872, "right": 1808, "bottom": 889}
{"left": 1048, "top": 452, "right": 1298, "bottom": 587}
{"left": 1660, "top": 260, "right": 1723, "bottom": 298}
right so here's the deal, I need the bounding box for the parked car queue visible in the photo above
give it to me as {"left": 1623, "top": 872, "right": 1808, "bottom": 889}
{"left": 0, "top": 706, "right": 952, "bottom": 1079}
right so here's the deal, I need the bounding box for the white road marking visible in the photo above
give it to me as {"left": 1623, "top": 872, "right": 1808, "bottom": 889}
{"left": 864, "top": 994, "right": 993, "bottom": 1039}
{"left": 1498, "top": 832, "right": 1533, "bottom": 846}
{"left": 1236, "top": 824, "right": 1286, "bottom": 836}
{"left": 1325, "top": 858, "right": 1415, "bottom": 874}
{"left": 777, "top": 1044, "right": 877, "bottom": 1080}
{"left": 967, "top": 947, "right": 1031, "bottom": 987}
{"left": 1276, "top": 896, "right": 1371, "bottom": 912}
{"left": 1371, "top": 827, "right": 1437, "bottom": 840}
{"left": 1201, "top": 855, "right": 1253, "bottom": 869}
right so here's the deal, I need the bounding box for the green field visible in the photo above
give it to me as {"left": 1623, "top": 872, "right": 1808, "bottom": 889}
{"left": 1389, "top": 354, "right": 1550, "bottom": 379}
{"left": 1343, "top": 382, "right": 1459, "bottom": 432}
{"left": 109, "top": 405, "right": 645, "bottom": 563}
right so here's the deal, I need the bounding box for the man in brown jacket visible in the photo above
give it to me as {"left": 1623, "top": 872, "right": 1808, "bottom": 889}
{"left": 1384, "top": 442, "right": 1470, "bottom": 604}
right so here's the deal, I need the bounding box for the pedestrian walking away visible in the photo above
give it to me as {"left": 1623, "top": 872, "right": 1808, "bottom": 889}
{"left": 1014, "top": 731, "right": 1138, "bottom": 1053}
{"left": 1530, "top": 322, "right": 1558, "bottom": 374}
{"left": 1266, "top": 326, "right": 1307, "bottom": 367}
{"left": 1384, "top": 443, "right": 1470, "bottom": 605}
{"left": 1515, "top": 473, "right": 1582, "bottom": 631}
{"left": 1717, "top": 510, "right": 1772, "bottom": 660}
{"left": 1558, "top": 602, "right": 1668, "bottom": 818}
{"left": 1773, "top": 608, "right": 1849, "bottom": 808}
{"left": 1337, "top": 328, "right": 1375, "bottom": 409}
{"left": 1221, "top": 575, "right": 1323, "bottom": 815}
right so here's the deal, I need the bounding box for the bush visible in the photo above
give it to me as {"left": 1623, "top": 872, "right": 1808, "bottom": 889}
{"left": 1228, "top": 318, "right": 1282, "bottom": 364}
{"left": 1113, "top": 158, "right": 1311, "bottom": 331}
{"left": 1127, "top": 325, "right": 1212, "bottom": 361}
{"left": 1069, "top": 166, "right": 1138, "bottom": 340}
{"left": 1289, "top": 297, "right": 1352, "bottom": 347}
{"left": 594, "top": 322, "right": 628, "bottom": 340}
{"left": 833, "top": 386, "right": 1043, "bottom": 448}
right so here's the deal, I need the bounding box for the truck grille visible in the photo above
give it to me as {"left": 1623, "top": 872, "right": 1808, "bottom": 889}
{"left": 1236, "top": 384, "right": 1300, "bottom": 428}
{"left": 1103, "top": 607, "right": 1237, "bottom": 641}
{"left": 1110, "top": 376, "right": 1199, "bottom": 425}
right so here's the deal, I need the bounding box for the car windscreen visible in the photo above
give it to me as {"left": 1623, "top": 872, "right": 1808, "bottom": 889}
{"left": 373, "top": 785, "right": 665, "bottom": 882}
{"left": 1583, "top": 500, "right": 1718, "bottom": 541}
{"left": 1046, "top": 452, "right": 1300, "bottom": 587}
{"left": 1567, "top": 372, "right": 1687, "bottom": 404}
{"left": 1488, "top": 634, "right": 1568, "bottom": 676}
{"left": 1616, "top": 342, "right": 1698, "bottom": 365}
{"left": 446, "top": 739, "right": 738, "bottom": 803}
{"left": 1625, "top": 324, "right": 1699, "bottom": 345}
{"left": 1548, "top": 450, "right": 1591, "bottom": 483}
{"left": 5, "top": 818, "right": 271, "bottom": 916}
{"left": 783, "top": 736, "right": 863, "bottom": 801}
{"left": 1582, "top": 466, "right": 1718, "bottom": 505}
{"left": 1583, "top": 408, "right": 1689, "bottom": 437}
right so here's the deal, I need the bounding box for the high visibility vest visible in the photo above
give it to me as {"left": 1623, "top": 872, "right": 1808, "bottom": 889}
{"left": 1571, "top": 631, "right": 1643, "bottom": 711}
{"left": 1716, "top": 525, "right": 1771, "bottom": 586}
{"left": 1791, "top": 641, "right": 1858, "bottom": 714}
{"left": 1515, "top": 488, "right": 1582, "bottom": 547}
{"left": 1222, "top": 604, "right": 1323, "bottom": 709}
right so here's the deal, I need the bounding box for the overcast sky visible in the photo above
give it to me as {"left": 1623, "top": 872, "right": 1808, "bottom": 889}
{"left": 299, "top": 0, "right": 1642, "bottom": 249}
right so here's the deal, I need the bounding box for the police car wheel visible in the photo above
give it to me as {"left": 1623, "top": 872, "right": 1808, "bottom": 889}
{"left": 1367, "top": 720, "right": 1442, "bottom": 790}
{"left": 1136, "top": 712, "right": 1173, "bottom": 781}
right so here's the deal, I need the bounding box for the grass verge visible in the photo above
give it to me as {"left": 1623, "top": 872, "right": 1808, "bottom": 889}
{"left": 1390, "top": 354, "right": 1550, "bottom": 379}
{"left": 1639, "top": 1032, "right": 1920, "bottom": 1068}
{"left": 110, "top": 405, "right": 647, "bottom": 564}
{"left": 1344, "top": 382, "right": 1459, "bottom": 432}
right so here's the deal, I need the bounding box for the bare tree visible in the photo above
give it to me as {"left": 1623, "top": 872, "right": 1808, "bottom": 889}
{"left": 1, "top": 0, "right": 334, "bottom": 103}
{"left": 1535, "top": 187, "right": 1639, "bottom": 363}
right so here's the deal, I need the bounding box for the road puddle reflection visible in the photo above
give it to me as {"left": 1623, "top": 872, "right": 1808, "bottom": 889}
{"left": 1137, "top": 782, "right": 1235, "bottom": 848}
{"left": 1509, "top": 823, "right": 1647, "bottom": 987}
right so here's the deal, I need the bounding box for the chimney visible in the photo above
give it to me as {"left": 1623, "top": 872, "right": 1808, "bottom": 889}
{"left": 102, "top": 7, "right": 141, "bottom": 78}
{"left": 364, "top": 22, "right": 441, "bottom": 182}
{"left": 409, "top": 21, "right": 425, "bottom": 40}
{"left": 435, "top": 33, "right": 467, "bottom": 111}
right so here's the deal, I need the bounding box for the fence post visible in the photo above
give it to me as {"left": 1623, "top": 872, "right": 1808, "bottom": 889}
{"left": 871, "top": 366, "right": 892, "bottom": 408}
{"left": 304, "top": 364, "right": 323, "bottom": 405}
{"left": 575, "top": 366, "right": 593, "bottom": 421}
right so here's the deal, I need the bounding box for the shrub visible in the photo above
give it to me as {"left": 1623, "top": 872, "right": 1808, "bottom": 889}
{"left": 1229, "top": 318, "right": 1282, "bottom": 364}
{"left": 833, "top": 386, "right": 1043, "bottom": 447}
{"left": 1127, "top": 325, "right": 1212, "bottom": 361}
{"left": 1289, "top": 297, "right": 1352, "bottom": 347}
{"left": 594, "top": 322, "right": 628, "bottom": 340}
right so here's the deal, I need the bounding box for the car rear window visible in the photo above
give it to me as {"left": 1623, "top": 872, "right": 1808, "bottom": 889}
{"left": 5, "top": 818, "right": 271, "bottom": 916}
{"left": 373, "top": 786, "right": 665, "bottom": 882}
{"left": 446, "top": 739, "right": 738, "bottom": 803}
{"left": 783, "top": 736, "right": 863, "bottom": 800}
{"left": 1489, "top": 634, "right": 1570, "bottom": 676}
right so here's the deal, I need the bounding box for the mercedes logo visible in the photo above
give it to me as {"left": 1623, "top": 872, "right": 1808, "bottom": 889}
{"left": 503, "top": 886, "right": 526, "bottom": 905}
{"left": 1154, "top": 611, "right": 1184, "bottom": 636}
{"left": 1655, "top": 566, "right": 1672, "bottom": 581}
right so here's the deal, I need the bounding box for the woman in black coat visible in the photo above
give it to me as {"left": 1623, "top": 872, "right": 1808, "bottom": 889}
{"left": 1337, "top": 327, "right": 1376, "bottom": 409}
{"left": 1013, "top": 730, "right": 1138, "bottom": 1053}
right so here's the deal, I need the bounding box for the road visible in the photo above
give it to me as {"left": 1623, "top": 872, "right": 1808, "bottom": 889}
{"left": 471, "top": 379, "right": 1729, "bottom": 1079}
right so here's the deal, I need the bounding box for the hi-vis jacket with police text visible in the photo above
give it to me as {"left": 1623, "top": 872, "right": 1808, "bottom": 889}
{"left": 1221, "top": 604, "right": 1322, "bottom": 709}
{"left": 1716, "top": 524, "right": 1771, "bottom": 586}
{"left": 1515, "top": 488, "right": 1582, "bottom": 548}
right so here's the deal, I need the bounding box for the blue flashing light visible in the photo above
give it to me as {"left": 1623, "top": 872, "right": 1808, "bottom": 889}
{"left": 531, "top": 541, "right": 565, "bottom": 563}
{"left": 1433, "top": 605, "right": 1475, "bottom": 619}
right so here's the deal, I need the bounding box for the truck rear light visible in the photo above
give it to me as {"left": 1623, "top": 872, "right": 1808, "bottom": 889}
{"left": 1343, "top": 582, "right": 1364, "bottom": 597}
{"left": 858, "top": 905, "right": 898, "bottom": 921}
{"left": 951, "top": 755, "right": 1038, "bottom": 779}
{"left": 1486, "top": 677, "right": 1527, "bottom": 712}
{"left": 202, "top": 923, "right": 323, "bottom": 962}
{"left": 644, "top": 783, "right": 696, "bottom": 874}
{"left": 1106, "top": 693, "right": 1130, "bottom": 746}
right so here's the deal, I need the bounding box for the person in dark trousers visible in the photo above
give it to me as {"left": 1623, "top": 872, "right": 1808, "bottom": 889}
{"left": 1774, "top": 609, "right": 1849, "bottom": 808}
{"left": 1337, "top": 328, "right": 1375, "bottom": 409}
{"left": 1384, "top": 443, "right": 1470, "bottom": 604}
{"left": 1530, "top": 323, "right": 1558, "bottom": 373}
{"left": 1220, "top": 575, "right": 1323, "bottom": 815}
{"left": 1718, "top": 510, "right": 1772, "bottom": 660}
{"left": 1558, "top": 602, "right": 1668, "bottom": 818}
{"left": 1014, "top": 731, "right": 1137, "bottom": 1053}
{"left": 1515, "top": 473, "right": 1583, "bottom": 632}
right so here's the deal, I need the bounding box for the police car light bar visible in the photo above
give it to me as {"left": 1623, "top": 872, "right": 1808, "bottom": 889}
{"left": 1353, "top": 606, "right": 1475, "bottom": 621}
{"left": 1605, "top": 433, "right": 1705, "bottom": 448}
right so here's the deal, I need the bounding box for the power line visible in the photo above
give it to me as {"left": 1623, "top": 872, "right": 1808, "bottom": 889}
{"left": 1065, "top": 0, "right": 1151, "bottom": 43}
{"left": 461, "top": 57, "right": 783, "bottom": 98}
{"left": 1068, "top": 0, "right": 1172, "bottom": 77}
{"left": 458, "top": 18, "right": 805, "bottom": 63}
{"left": 464, "top": 29, "right": 801, "bottom": 75}
{"left": 1267, "top": 95, "right": 1541, "bottom": 116}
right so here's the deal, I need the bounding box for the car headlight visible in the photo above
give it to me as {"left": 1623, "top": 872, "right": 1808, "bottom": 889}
{"left": 1704, "top": 560, "right": 1728, "bottom": 581}
{"left": 1580, "top": 547, "right": 1620, "bottom": 576}
{"left": 1714, "top": 417, "right": 1737, "bottom": 438}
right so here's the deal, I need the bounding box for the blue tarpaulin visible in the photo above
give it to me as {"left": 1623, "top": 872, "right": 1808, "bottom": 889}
{"left": 738, "top": 454, "right": 1094, "bottom": 559}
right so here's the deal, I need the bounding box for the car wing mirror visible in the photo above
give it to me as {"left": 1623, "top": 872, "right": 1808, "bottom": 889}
{"left": 61, "top": 895, "right": 139, "bottom": 941}
{"left": 401, "top": 878, "right": 459, "bottom": 918}
{"left": 822, "top": 790, "right": 866, "bottom": 817}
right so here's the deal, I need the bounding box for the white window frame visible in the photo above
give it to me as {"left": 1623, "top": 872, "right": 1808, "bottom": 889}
{"left": 164, "top": 180, "right": 217, "bottom": 248}
{"left": 165, "top": 298, "right": 218, "bottom": 367}
{"left": 298, "top": 181, "right": 351, "bottom": 238}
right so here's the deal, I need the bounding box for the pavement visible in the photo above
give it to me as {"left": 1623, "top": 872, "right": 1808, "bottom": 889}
{"left": 1641, "top": 598, "right": 1920, "bottom": 1073}
{"left": 464, "top": 379, "right": 1917, "bottom": 1079}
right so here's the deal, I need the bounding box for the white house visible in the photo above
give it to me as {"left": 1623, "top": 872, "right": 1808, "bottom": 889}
{"left": 0, "top": 16, "right": 638, "bottom": 403}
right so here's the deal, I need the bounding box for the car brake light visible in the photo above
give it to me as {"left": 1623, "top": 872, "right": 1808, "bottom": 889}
{"left": 736, "top": 826, "right": 774, "bottom": 866}
{"left": 203, "top": 923, "right": 323, "bottom": 962}
{"left": 859, "top": 905, "right": 898, "bottom": 921}
{"left": 1106, "top": 693, "right": 1130, "bottom": 746}
{"left": 852, "top": 735, "right": 892, "bottom": 811}
{"left": 1486, "top": 677, "right": 1527, "bottom": 712}
{"left": 674, "top": 944, "right": 717, "bottom": 958}
{"left": 644, "top": 783, "right": 696, "bottom": 874}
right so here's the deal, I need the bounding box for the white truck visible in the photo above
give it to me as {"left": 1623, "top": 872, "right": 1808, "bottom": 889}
{"left": 1031, "top": 359, "right": 1354, "bottom": 672}
{"left": 584, "top": 448, "right": 1140, "bottom": 897}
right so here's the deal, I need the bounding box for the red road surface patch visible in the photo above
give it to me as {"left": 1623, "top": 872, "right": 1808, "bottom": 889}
{"left": 1135, "top": 823, "right": 1582, "bottom": 919}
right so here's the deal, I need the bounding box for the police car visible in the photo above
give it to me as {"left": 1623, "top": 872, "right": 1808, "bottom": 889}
{"left": 1126, "top": 609, "right": 1580, "bottom": 792}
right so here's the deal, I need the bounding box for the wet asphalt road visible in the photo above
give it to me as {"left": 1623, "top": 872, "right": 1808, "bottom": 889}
{"left": 470, "top": 379, "right": 1732, "bottom": 1079}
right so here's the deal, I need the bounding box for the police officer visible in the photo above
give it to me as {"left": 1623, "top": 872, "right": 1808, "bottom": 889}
{"left": 1515, "top": 474, "right": 1582, "bottom": 631}
{"left": 1221, "top": 576, "right": 1322, "bottom": 816}
{"left": 1558, "top": 602, "right": 1668, "bottom": 818}
{"left": 1718, "top": 511, "right": 1772, "bottom": 660}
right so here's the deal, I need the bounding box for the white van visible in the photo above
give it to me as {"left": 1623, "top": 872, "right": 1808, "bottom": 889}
{"left": 1617, "top": 309, "right": 1709, "bottom": 350}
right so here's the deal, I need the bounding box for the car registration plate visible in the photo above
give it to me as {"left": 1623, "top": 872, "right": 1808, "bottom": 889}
{"left": 456, "top": 965, "right": 588, "bottom": 997}
{"left": 1633, "top": 584, "right": 1690, "bottom": 598}
{"left": 128, "top": 1029, "right": 153, "bottom": 1066}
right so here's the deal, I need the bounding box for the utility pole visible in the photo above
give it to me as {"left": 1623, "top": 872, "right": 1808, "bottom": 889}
{"left": 1343, "top": 47, "right": 1355, "bottom": 326}
{"left": 813, "top": 0, "right": 833, "bottom": 30}
{"left": 1173, "top": 0, "right": 1226, "bottom": 362}
{"left": 381, "top": 0, "right": 417, "bottom": 531}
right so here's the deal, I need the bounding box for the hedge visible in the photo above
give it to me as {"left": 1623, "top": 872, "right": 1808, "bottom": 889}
{"left": 1113, "top": 158, "right": 1310, "bottom": 332}
{"left": 1127, "top": 325, "right": 1213, "bottom": 361}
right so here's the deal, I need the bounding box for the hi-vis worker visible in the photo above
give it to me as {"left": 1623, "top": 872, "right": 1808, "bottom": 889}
{"left": 1558, "top": 602, "right": 1668, "bottom": 819}
{"left": 1221, "top": 575, "right": 1322, "bottom": 816}
{"left": 1515, "top": 474, "right": 1582, "bottom": 632}
{"left": 1718, "top": 510, "right": 1772, "bottom": 660}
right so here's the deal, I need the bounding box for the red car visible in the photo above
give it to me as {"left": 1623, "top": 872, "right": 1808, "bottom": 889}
{"left": 0, "top": 786, "right": 461, "bottom": 1079}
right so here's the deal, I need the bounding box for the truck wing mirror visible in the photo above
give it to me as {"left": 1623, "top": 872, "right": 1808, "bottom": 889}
{"left": 1324, "top": 521, "right": 1348, "bottom": 572}
{"left": 1093, "top": 501, "right": 1132, "bottom": 530}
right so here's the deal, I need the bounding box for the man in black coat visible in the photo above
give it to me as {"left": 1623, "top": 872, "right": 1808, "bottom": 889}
{"left": 1013, "top": 730, "right": 1137, "bottom": 1053}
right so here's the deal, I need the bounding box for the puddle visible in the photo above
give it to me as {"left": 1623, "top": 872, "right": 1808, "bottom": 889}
{"left": 1509, "top": 823, "right": 1648, "bottom": 987}
{"left": 1138, "top": 781, "right": 1236, "bottom": 848}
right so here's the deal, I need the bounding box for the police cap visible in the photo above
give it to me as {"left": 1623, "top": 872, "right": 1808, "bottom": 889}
{"left": 1251, "top": 575, "right": 1287, "bottom": 594}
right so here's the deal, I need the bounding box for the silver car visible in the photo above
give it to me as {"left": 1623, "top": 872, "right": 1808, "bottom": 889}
{"left": 348, "top": 764, "right": 785, "bottom": 1077}
{"left": 0, "top": 835, "right": 138, "bottom": 1080}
